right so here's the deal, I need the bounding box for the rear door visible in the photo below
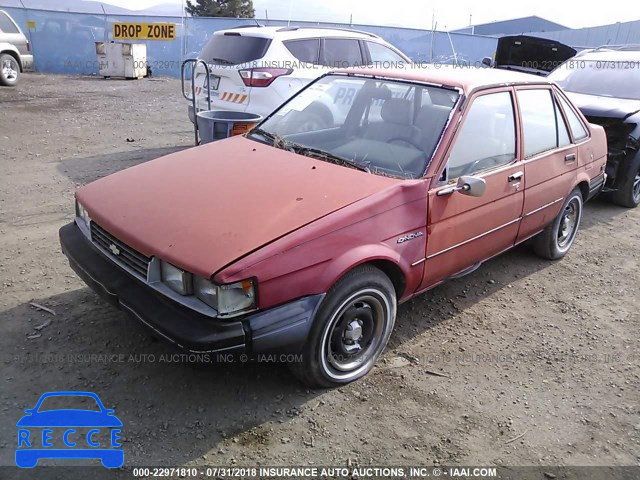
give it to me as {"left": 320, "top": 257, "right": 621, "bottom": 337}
{"left": 421, "top": 88, "right": 525, "bottom": 288}
{"left": 515, "top": 87, "right": 579, "bottom": 242}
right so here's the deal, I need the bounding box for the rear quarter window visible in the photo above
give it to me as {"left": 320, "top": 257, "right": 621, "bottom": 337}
{"left": 367, "top": 42, "right": 406, "bottom": 64}
{"left": 199, "top": 34, "right": 271, "bottom": 65}
{"left": 557, "top": 93, "right": 588, "bottom": 141}
{"left": 0, "top": 11, "right": 20, "bottom": 34}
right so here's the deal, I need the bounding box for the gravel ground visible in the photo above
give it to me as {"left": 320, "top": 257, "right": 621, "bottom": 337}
{"left": 0, "top": 74, "right": 638, "bottom": 477}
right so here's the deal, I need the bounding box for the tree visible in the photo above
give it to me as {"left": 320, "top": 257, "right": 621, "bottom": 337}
{"left": 185, "top": 0, "right": 255, "bottom": 18}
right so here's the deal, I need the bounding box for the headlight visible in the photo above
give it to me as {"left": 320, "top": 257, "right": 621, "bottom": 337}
{"left": 194, "top": 277, "right": 256, "bottom": 317}
{"left": 193, "top": 275, "right": 217, "bottom": 308}
{"left": 161, "top": 261, "right": 193, "bottom": 295}
{"left": 75, "top": 199, "right": 90, "bottom": 226}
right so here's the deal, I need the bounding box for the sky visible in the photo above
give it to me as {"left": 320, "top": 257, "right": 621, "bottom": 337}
{"left": 79, "top": 0, "right": 640, "bottom": 31}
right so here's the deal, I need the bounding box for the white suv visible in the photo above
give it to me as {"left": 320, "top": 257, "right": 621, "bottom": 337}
{"left": 185, "top": 26, "right": 411, "bottom": 125}
{"left": 0, "top": 9, "right": 33, "bottom": 86}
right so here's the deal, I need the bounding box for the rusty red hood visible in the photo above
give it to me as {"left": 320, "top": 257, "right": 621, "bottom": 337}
{"left": 77, "top": 136, "right": 398, "bottom": 277}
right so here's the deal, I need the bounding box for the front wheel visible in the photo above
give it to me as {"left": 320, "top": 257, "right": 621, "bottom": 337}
{"left": 290, "top": 265, "right": 396, "bottom": 388}
{"left": 533, "top": 188, "right": 583, "bottom": 260}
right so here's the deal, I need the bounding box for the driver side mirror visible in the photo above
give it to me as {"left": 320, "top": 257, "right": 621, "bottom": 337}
{"left": 437, "top": 175, "right": 486, "bottom": 197}
{"left": 459, "top": 175, "right": 486, "bottom": 197}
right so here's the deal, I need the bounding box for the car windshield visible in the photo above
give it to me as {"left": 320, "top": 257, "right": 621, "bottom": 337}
{"left": 250, "top": 75, "right": 459, "bottom": 179}
{"left": 549, "top": 59, "right": 640, "bottom": 100}
{"left": 37, "top": 395, "right": 101, "bottom": 412}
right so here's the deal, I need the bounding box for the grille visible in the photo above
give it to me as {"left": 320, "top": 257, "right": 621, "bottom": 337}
{"left": 90, "top": 222, "right": 151, "bottom": 279}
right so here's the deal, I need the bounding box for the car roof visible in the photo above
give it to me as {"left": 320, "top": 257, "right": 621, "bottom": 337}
{"left": 215, "top": 25, "right": 381, "bottom": 41}
{"left": 575, "top": 50, "right": 640, "bottom": 60}
{"left": 338, "top": 65, "right": 552, "bottom": 93}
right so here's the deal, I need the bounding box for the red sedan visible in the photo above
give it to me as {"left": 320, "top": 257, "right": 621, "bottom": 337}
{"left": 60, "top": 66, "right": 607, "bottom": 387}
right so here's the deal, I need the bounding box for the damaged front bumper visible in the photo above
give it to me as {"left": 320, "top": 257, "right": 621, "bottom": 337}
{"left": 59, "top": 222, "right": 323, "bottom": 354}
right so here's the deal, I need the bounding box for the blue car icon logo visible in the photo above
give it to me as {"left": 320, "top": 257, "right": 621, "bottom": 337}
{"left": 16, "top": 391, "right": 123, "bottom": 468}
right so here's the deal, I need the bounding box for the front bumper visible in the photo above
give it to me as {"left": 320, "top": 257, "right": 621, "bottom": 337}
{"left": 59, "top": 222, "right": 323, "bottom": 354}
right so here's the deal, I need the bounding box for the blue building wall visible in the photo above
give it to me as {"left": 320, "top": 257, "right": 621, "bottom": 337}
{"left": 1, "top": 7, "right": 499, "bottom": 78}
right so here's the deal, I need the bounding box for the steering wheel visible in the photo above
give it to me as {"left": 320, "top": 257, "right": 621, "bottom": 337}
{"left": 387, "top": 137, "right": 423, "bottom": 151}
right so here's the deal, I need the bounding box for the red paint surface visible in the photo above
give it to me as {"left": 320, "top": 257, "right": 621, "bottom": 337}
{"left": 77, "top": 135, "right": 398, "bottom": 279}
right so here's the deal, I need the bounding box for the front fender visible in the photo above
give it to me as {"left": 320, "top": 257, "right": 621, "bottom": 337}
{"left": 244, "top": 217, "right": 427, "bottom": 310}
{"left": 315, "top": 243, "right": 416, "bottom": 296}
{"left": 253, "top": 241, "right": 424, "bottom": 311}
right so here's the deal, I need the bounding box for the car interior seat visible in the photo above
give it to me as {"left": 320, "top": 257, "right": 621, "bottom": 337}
{"left": 414, "top": 103, "right": 453, "bottom": 158}
{"left": 364, "top": 98, "right": 420, "bottom": 145}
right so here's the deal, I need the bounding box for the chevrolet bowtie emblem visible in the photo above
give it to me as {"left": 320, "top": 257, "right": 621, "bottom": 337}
{"left": 109, "top": 244, "right": 120, "bottom": 256}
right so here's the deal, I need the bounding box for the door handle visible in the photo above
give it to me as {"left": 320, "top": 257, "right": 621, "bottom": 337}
{"left": 508, "top": 171, "right": 524, "bottom": 182}
{"left": 564, "top": 153, "right": 577, "bottom": 162}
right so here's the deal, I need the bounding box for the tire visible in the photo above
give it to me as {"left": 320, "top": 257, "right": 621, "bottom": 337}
{"left": 533, "top": 188, "right": 583, "bottom": 260}
{"left": 289, "top": 265, "right": 396, "bottom": 388}
{"left": 611, "top": 158, "right": 640, "bottom": 208}
{"left": 0, "top": 53, "right": 20, "bottom": 86}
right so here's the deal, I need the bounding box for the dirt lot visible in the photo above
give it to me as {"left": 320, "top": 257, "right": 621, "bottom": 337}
{"left": 0, "top": 74, "right": 638, "bottom": 476}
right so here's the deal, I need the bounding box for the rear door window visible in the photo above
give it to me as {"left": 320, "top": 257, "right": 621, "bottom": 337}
{"left": 321, "top": 38, "right": 364, "bottom": 68}
{"left": 0, "top": 11, "right": 20, "bottom": 33}
{"left": 518, "top": 89, "right": 564, "bottom": 158}
{"left": 199, "top": 34, "right": 271, "bottom": 65}
{"left": 284, "top": 39, "right": 320, "bottom": 64}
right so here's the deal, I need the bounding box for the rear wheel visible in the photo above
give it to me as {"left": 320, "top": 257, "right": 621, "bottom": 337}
{"left": 533, "top": 188, "right": 583, "bottom": 260}
{"left": 290, "top": 265, "right": 396, "bottom": 388}
{"left": 611, "top": 160, "right": 640, "bottom": 208}
{"left": 0, "top": 53, "right": 19, "bottom": 86}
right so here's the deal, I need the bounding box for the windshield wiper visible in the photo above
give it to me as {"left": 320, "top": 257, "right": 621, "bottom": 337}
{"left": 293, "top": 144, "right": 370, "bottom": 173}
{"left": 248, "top": 129, "right": 299, "bottom": 152}
{"left": 248, "top": 131, "right": 368, "bottom": 173}
{"left": 248, "top": 127, "right": 277, "bottom": 144}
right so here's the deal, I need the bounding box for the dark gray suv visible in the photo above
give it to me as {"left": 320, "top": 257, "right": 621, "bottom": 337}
{"left": 549, "top": 48, "right": 640, "bottom": 207}
{"left": 0, "top": 9, "right": 33, "bottom": 86}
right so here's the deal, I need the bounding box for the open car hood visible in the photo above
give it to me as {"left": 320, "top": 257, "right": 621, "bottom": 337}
{"left": 494, "top": 35, "right": 577, "bottom": 76}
